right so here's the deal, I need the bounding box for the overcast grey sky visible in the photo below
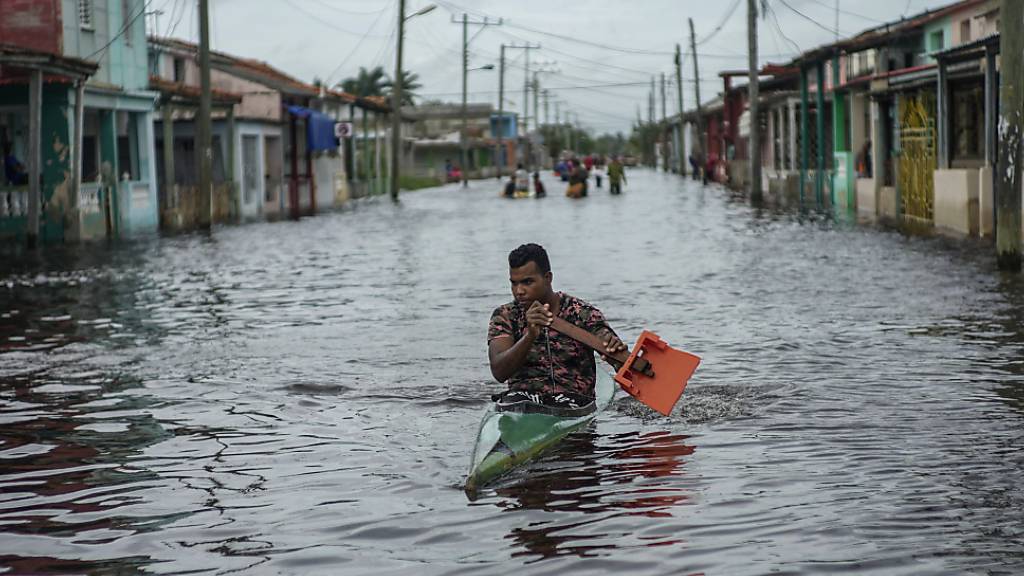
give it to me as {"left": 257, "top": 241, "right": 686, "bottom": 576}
{"left": 151, "top": 0, "right": 953, "bottom": 134}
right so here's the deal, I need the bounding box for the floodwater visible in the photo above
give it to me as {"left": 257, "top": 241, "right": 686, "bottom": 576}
{"left": 2, "top": 169, "right": 1023, "bottom": 575}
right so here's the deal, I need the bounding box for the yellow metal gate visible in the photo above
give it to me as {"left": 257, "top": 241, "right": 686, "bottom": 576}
{"left": 898, "top": 91, "right": 937, "bottom": 222}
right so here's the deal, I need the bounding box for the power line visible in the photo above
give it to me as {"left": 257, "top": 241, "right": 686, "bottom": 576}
{"left": 803, "top": 0, "right": 885, "bottom": 23}
{"left": 697, "top": 0, "right": 743, "bottom": 46}
{"left": 308, "top": 0, "right": 388, "bottom": 16}
{"left": 776, "top": 0, "right": 852, "bottom": 38}
{"left": 86, "top": 0, "right": 155, "bottom": 60}
{"left": 281, "top": 0, "right": 391, "bottom": 38}
{"left": 323, "top": 1, "right": 392, "bottom": 86}
{"left": 435, "top": 0, "right": 673, "bottom": 56}
{"left": 766, "top": 1, "right": 802, "bottom": 54}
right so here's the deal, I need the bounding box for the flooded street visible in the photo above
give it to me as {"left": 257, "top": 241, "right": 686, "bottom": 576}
{"left": 2, "top": 168, "right": 1024, "bottom": 575}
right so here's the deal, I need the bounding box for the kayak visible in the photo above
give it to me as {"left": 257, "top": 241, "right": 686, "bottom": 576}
{"left": 464, "top": 369, "right": 616, "bottom": 494}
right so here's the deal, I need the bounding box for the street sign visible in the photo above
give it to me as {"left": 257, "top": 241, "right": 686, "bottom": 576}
{"left": 334, "top": 122, "right": 353, "bottom": 139}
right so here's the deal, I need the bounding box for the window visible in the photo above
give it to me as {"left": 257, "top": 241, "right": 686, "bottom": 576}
{"left": 78, "top": 0, "right": 93, "bottom": 29}
{"left": 173, "top": 58, "right": 185, "bottom": 83}
{"left": 123, "top": 0, "right": 135, "bottom": 45}
{"left": 930, "top": 30, "right": 945, "bottom": 52}
{"left": 950, "top": 81, "right": 984, "bottom": 164}
{"left": 960, "top": 20, "right": 971, "bottom": 43}
{"left": 116, "top": 112, "right": 139, "bottom": 181}
{"left": 148, "top": 51, "right": 160, "bottom": 78}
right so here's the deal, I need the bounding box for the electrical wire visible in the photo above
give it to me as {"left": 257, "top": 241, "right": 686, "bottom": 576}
{"left": 85, "top": 0, "right": 155, "bottom": 60}
{"left": 697, "top": 0, "right": 744, "bottom": 46}
{"left": 776, "top": 0, "right": 852, "bottom": 38}
{"left": 281, "top": 0, "right": 392, "bottom": 38}
{"left": 323, "top": 1, "right": 391, "bottom": 86}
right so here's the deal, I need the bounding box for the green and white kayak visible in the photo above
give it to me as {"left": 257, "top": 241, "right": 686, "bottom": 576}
{"left": 464, "top": 370, "right": 617, "bottom": 494}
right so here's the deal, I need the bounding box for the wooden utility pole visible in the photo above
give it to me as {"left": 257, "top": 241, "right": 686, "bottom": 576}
{"left": 455, "top": 14, "right": 502, "bottom": 187}
{"left": 460, "top": 13, "right": 468, "bottom": 187}
{"left": 661, "top": 72, "right": 669, "bottom": 172}
{"left": 689, "top": 18, "right": 706, "bottom": 180}
{"left": 198, "top": 0, "right": 212, "bottom": 228}
{"left": 27, "top": 70, "right": 41, "bottom": 248}
{"left": 496, "top": 43, "right": 505, "bottom": 180}
{"left": 996, "top": 0, "right": 1022, "bottom": 270}
{"left": 532, "top": 72, "right": 539, "bottom": 166}
{"left": 505, "top": 43, "right": 538, "bottom": 168}
{"left": 748, "top": 0, "right": 762, "bottom": 201}
{"left": 543, "top": 89, "right": 550, "bottom": 126}
{"left": 389, "top": 0, "right": 405, "bottom": 200}
{"left": 675, "top": 43, "right": 686, "bottom": 176}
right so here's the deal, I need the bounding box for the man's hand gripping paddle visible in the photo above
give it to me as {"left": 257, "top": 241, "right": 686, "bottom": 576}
{"left": 550, "top": 317, "right": 701, "bottom": 416}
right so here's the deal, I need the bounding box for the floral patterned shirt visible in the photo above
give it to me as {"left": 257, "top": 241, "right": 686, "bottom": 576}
{"left": 487, "top": 292, "right": 617, "bottom": 398}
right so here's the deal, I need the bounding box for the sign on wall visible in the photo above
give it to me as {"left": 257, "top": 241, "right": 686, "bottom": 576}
{"left": 334, "top": 122, "right": 353, "bottom": 139}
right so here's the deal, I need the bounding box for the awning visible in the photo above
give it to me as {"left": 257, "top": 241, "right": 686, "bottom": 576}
{"left": 287, "top": 105, "right": 338, "bottom": 152}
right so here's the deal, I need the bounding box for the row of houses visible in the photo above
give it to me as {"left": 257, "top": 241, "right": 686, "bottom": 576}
{"left": 666, "top": 0, "right": 1006, "bottom": 238}
{"left": 0, "top": 0, "right": 526, "bottom": 247}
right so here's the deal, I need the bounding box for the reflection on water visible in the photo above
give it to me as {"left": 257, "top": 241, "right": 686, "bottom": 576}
{"left": 490, "top": 430, "right": 696, "bottom": 562}
{"left": 1, "top": 170, "right": 1024, "bottom": 574}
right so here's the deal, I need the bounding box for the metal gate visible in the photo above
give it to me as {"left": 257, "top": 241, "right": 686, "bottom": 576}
{"left": 898, "top": 91, "right": 936, "bottom": 222}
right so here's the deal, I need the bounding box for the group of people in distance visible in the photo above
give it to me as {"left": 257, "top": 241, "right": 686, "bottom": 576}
{"left": 499, "top": 154, "right": 628, "bottom": 200}
{"left": 503, "top": 164, "right": 547, "bottom": 199}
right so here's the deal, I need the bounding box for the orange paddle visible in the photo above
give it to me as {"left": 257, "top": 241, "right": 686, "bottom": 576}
{"left": 550, "top": 318, "right": 701, "bottom": 416}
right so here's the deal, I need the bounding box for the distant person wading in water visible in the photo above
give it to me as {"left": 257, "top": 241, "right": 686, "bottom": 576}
{"left": 607, "top": 157, "right": 626, "bottom": 195}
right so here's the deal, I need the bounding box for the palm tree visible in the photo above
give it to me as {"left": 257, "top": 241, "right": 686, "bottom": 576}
{"left": 382, "top": 70, "right": 422, "bottom": 107}
{"left": 337, "top": 66, "right": 388, "bottom": 98}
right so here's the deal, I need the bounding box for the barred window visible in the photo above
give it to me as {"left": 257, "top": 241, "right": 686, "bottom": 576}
{"left": 78, "top": 0, "right": 93, "bottom": 29}
{"left": 123, "top": 0, "right": 134, "bottom": 45}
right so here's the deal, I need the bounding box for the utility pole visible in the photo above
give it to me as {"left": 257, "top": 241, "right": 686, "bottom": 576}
{"left": 496, "top": 43, "right": 505, "bottom": 180}
{"left": 532, "top": 72, "right": 539, "bottom": 168}
{"left": 748, "top": 0, "right": 762, "bottom": 201}
{"left": 198, "top": 0, "right": 212, "bottom": 228}
{"left": 505, "top": 43, "right": 539, "bottom": 169}
{"left": 389, "top": 0, "right": 405, "bottom": 200}
{"left": 524, "top": 49, "right": 530, "bottom": 169}
{"left": 649, "top": 77, "right": 655, "bottom": 124}
{"left": 460, "top": 13, "right": 468, "bottom": 187}
{"left": 543, "top": 89, "right": 550, "bottom": 126}
{"left": 996, "top": 0, "right": 1022, "bottom": 270}
{"left": 689, "top": 18, "right": 706, "bottom": 181}
{"left": 454, "top": 14, "right": 502, "bottom": 187}
{"left": 675, "top": 43, "right": 686, "bottom": 176}
{"left": 555, "top": 100, "right": 564, "bottom": 155}
{"left": 661, "top": 72, "right": 668, "bottom": 172}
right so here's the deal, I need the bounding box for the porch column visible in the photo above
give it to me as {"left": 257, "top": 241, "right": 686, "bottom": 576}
{"left": 816, "top": 60, "right": 826, "bottom": 207}
{"left": 800, "top": 68, "right": 809, "bottom": 204}
{"left": 70, "top": 81, "right": 85, "bottom": 240}
{"left": 162, "top": 102, "right": 175, "bottom": 212}
{"left": 375, "top": 113, "right": 382, "bottom": 196}
{"left": 937, "top": 59, "right": 949, "bottom": 169}
{"left": 306, "top": 116, "right": 315, "bottom": 215}
{"left": 362, "top": 107, "right": 369, "bottom": 192}
{"left": 289, "top": 112, "right": 299, "bottom": 219}
{"left": 871, "top": 97, "right": 884, "bottom": 215}
{"left": 788, "top": 99, "right": 797, "bottom": 172}
{"left": 227, "top": 105, "right": 237, "bottom": 217}
{"left": 985, "top": 46, "right": 997, "bottom": 168}
{"left": 27, "top": 69, "right": 42, "bottom": 248}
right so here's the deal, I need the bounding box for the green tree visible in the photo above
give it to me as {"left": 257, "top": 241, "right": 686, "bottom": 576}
{"left": 338, "top": 66, "right": 389, "bottom": 97}
{"left": 382, "top": 69, "right": 423, "bottom": 106}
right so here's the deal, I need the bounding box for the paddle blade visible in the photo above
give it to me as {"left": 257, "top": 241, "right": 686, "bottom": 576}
{"left": 614, "top": 331, "right": 701, "bottom": 416}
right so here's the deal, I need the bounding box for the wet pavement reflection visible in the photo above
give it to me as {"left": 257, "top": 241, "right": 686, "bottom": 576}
{"left": 1, "top": 169, "right": 1024, "bottom": 574}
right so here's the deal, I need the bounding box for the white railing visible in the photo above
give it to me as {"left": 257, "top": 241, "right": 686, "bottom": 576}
{"left": 79, "top": 184, "right": 102, "bottom": 214}
{"left": 0, "top": 188, "right": 28, "bottom": 218}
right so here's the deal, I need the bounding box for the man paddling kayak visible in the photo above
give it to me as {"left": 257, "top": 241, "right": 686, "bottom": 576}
{"left": 488, "top": 244, "right": 627, "bottom": 409}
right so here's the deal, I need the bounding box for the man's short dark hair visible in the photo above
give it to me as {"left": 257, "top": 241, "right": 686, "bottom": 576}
{"left": 509, "top": 243, "right": 550, "bottom": 274}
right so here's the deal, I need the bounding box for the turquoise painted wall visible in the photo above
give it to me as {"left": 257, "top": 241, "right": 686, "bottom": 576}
{"left": 923, "top": 18, "right": 953, "bottom": 62}
{"left": 62, "top": 0, "right": 149, "bottom": 92}
{"left": 0, "top": 84, "right": 74, "bottom": 242}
